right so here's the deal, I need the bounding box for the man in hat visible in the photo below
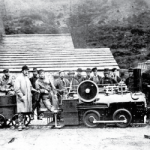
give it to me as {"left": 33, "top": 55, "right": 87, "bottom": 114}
{"left": 30, "top": 68, "right": 41, "bottom": 120}
{"left": 125, "top": 68, "right": 134, "bottom": 91}
{"left": 84, "top": 68, "right": 92, "bottom": 80}
{"left": 14, "top": 65, "right": 38, "bottom": 131}
{"left": 68, "top": 71, "right": 79, "bottom": 92}
{"left": 111, "top": 68, "right": 121, "bottom": 83}
{"left": 100, "top": 68, "right": 115, "bottom": 85}
{"left": 74, "top": 68, "right": 85, "bottom": 84}
{"left": 0, "top": 69, "right": 15, "bottom": 95}
{"left": 91, "top": 67, "right": 102, "bottom": 85}
{"left": 35, "top": 69, "right": 58, "bottom": 113}
{"left": 55, "top": 71, "right": 70, "bottom": 104}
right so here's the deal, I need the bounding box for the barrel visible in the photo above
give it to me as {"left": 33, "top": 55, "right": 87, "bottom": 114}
{"left": 0, "top": 95, "right": 17, "bottom": 119}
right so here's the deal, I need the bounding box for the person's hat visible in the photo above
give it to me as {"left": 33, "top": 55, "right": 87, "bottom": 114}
{"left": 3, "top": 69, "right": 9, "bottom": 73}
{"left": 38, "top": 69, "right": 45, "bottom": 74}
{"left": 59, "top": 70, "right": 65, "bottom": 74}
{"left": 112, "top": 68, "right": 117, "bottom": 72}
{"left": 86, "top": 68, "right": 91, "bottom": 72}
{"left": 104, "top": 68, "right": 110, "bottom": 74}
{"left": 33, "top": 67, "right": 38, "bottom": 72}
{"left": 92, "top": 67, "right": 97, "bottom": 72}
{"left": 77, "top": 68, "right": 82, "bottom": 72}
{"left": 22, "top": 65, "right": 29, "bottom": 71}
{"left": 128, "top": 68, "right": 133, "bottom": 72}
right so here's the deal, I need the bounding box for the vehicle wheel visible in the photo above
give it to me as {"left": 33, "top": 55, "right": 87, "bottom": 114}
{"left": 113, "top": 109, "right": 132, "bottom": 128}
{"left": 83, "top": 110, "right": 100, "bottom": 128}
{"left": 11, "top": 114, "right": 19, "bottom": 127}
{"left": 11, "top": 114, "right": 31, "bottom": 127}
{"left": 0, "top": 114, "right": 6, "bottom": 127}
{"left": 24, "top": 114, "right": 31, "bottom": 126}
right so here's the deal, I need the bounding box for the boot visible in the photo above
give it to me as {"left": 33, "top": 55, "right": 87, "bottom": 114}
{"left": 22, "top": 115, "right": 29, "bottom": 129}
{"left": 18, "top": 123, "right": 22, "bottom": 131}
{"left": 18, "top": 114, "right": 23, "bottom": 131}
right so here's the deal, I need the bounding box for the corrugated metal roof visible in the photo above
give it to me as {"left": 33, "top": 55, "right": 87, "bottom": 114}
{"left": 0, "top": 34, "right": 119, "bottom": 72}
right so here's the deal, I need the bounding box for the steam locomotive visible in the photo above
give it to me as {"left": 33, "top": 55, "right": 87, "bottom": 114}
{"left": 0, "top": 69, "right": 148, "bottom": 128}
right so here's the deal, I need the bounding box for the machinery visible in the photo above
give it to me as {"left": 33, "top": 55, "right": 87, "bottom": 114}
{"left": 61, "top": 69, "right": 147, "bottom": 128}
{"left": 0, "top": 69, "right": 148, "bottom": 128}
{"left": 0, "top": 95, "right": 31, "bottom": 128}
{"left": 61, "top": 80, "right": 147, "bottom": 128}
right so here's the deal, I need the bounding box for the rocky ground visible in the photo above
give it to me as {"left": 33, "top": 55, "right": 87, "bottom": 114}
{"left": 0, "top": 124, "right": 150, "bottom": 150}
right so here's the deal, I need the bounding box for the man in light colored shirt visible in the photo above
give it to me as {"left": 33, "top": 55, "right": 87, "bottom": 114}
{"left": 35, "top": 69, "right": 58, "bottom": 112}
{"left": 84, "top": 68, "right": 92, "bottom": 80}
{"left": 91, "top": 67, "right": 101, "bottom": 85}
{"left": 111, "top": 68, "right": 121, "bottom": 83}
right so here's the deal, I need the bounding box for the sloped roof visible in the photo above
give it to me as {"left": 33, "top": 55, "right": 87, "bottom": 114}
{"left": 0, "top": 34, "right": 119, "bottom": 72}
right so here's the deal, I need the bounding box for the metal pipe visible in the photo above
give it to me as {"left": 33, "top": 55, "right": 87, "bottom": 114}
{"left": 54, "top": 113, "right": 62, "bottom": 128}
{"left": 93, "top": 120, "right": 127, "bottom": 124}
{"left": 90, "top": 116, "right": 127, "bottom": 124}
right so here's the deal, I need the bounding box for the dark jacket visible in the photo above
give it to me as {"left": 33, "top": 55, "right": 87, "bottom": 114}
{"left": 74, "top": 75, "right": 85, "bottom": 84}
{"left": 125, "top": 76, "right": 134, "bottom": 91}
{"left": 100, "top": 77, "right": 114, "bottom": 85}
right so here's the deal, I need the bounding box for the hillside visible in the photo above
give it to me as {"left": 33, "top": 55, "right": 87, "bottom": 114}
{"left": 69, "top": 0, "right": 150, "bottom": 68}
{"left": 2, "top": 0, "right": 73, "bottom": 34}
{"left": 1, "top": 0, "right": 150, "bottom": 68}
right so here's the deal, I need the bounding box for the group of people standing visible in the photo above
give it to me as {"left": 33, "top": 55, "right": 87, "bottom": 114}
{"left": 74, "top": 67, "right": 121, "bottom": 85}
{"left": 0, "top": 65, "right": 123, "bottom": 131}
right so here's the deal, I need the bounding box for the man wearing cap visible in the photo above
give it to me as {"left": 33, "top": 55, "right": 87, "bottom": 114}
{"left": 35, "top": 69, "right": 58, "bottom": 112}
{"left": 55, "top": 71, "right": 70, "bottom": 104}
{"left": 68, "top": 71, "right": 79, "bottom": 92}
{"left": 74, "top": 68, "right": 85, "bottom": 84}
{"left": 14, "top": 65, "right": 38, "bottom": 131}
{"left": 0, "top": 69, "right": 15, "bottom": 95}
{"left": 91, "top": 67, "right": 102, "bottom": 85}
{"left": 100, "top": 68, "right": 115, "bottom": 85}
{"left": 125, "top": 68, "right": 134, "bottom": 91}
{"left": 84, "top": 68, "right": 92, "bottom": 80}
{"left": 30, "top": 68, "right": 41, "bottom": 120}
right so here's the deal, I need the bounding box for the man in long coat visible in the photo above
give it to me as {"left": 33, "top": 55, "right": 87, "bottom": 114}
{"left": 14, "top": 65, "right": 37, "bottom": 131}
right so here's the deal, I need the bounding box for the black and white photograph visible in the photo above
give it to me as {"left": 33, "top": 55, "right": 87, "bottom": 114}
{"left": 0, "top": 0, "right": 150, "bottom": 150}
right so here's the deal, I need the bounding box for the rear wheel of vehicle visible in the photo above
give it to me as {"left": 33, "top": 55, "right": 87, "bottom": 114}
{"left": 11, "top": 114, "right": 19, "bottom": 127}
{"left": 113, "top": 109, "right": 132, "bottom": 128}
{"left": 0, "top": 114, "right": 6, "bottom": 127}
{"left": 11, "top": 114, "right": 31, "bottom": 127}
{"left": 83, "top": 110, "right": 100, "bottom": 128}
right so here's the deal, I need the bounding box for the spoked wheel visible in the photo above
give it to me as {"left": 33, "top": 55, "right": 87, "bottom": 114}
{"left": 113, "top": 109, "right": 132, "bottom": 128}
{"left": 83, "top": 110, "right": 100, "bottom": 128}
{"left": 0, "top": 114, "right": 6, "bottom": 128}
{"left": 11, "top": 114, "right": 31, "bottom": 127}
{"left": 11, "top": 114, "right": 19, "bottom": 127}
{"left": 24, "top": 114, "right": 31, "bottom": 126}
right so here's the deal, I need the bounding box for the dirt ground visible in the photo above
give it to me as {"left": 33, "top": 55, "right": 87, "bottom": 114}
{"left": 0, "top": 124, "right": 150, "bottom": 150}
